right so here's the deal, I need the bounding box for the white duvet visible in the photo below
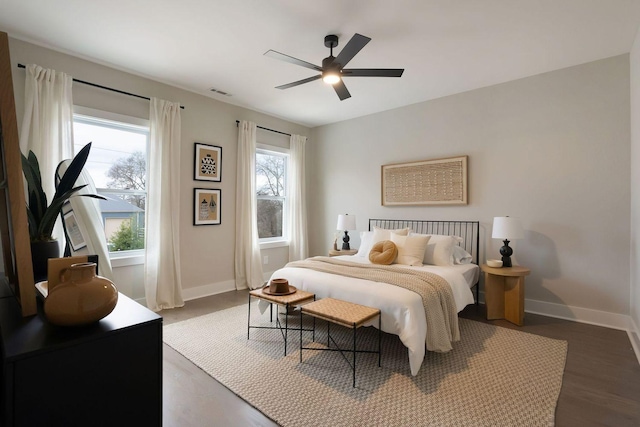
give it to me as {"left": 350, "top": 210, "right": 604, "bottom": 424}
{"left": 268, "top": 255, "right": 478, "bottom": 376}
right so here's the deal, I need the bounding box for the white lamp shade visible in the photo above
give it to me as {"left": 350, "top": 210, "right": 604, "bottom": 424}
{"left": 336, "top": 214, "right": 356, "bottom": 231}
{"left": 492, "top": 216, "right": 524, "bottom": 240}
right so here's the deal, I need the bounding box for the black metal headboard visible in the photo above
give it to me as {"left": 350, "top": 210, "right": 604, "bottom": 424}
{"left": 368, "top": 219, "right": 480, "bottom": 265}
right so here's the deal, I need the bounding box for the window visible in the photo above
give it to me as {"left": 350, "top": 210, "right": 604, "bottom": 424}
{"left": 72, "top": 107, "right": 149, "bottom": 256}
{"left": 256, "top": 146, "right": 289, "bottom": 244}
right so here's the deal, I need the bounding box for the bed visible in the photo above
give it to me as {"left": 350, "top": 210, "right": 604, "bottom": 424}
{"left": 268, "top": 219, "right": 480, "bottom": 376}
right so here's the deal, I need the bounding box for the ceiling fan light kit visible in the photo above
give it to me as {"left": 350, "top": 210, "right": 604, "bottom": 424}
{"left": 265, "top": 33, "right": 404, "bottom": 100}
{"left": 322, "top": 72, "right": 340, "bottom": 85}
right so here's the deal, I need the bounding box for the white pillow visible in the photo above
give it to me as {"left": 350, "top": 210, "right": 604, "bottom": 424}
{"left": 452, "top": 245, "right": 473, "bottom": 264}
{"left": 419, "top": 234, "right": 463, "bottom": 266}
{"left": 390, "top": 233, "right": 431, "bottom": 266}
{"left": 356, "top": 231, "right": 374, "bottom": 257}
{"left": 371, "top": 226, "right": 410, "bottom": 244}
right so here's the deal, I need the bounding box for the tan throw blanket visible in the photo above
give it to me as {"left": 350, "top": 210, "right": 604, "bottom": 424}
{"left": 286, "top": 256, "right": 459, "bottom": 352}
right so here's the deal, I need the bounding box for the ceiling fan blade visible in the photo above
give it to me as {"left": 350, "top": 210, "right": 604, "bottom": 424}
{"left": 275, "top": 75, "right": 322, "bottom": 90}
{"left": 333, "top": 79, "right": 351, "bottom": 100}
{"left": 264, "top": 50, "right": 322, "bottom": 72}
{"left": 342, "top": 68, "right": 404, "bottom": 77}
{"left": 334, "top": 33, "right": 371, "bottom": 68}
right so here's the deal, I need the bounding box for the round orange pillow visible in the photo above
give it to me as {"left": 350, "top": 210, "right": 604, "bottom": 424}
{"left": 369, "top": 240, "right": 398, "bottom": 265}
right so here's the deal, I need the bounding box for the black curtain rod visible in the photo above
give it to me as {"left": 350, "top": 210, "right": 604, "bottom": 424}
{"left": 235, "top": 120, "right": 291, "bottom": 137}
{"left": 17, "top": 63, "right": 185, "bottom": 110}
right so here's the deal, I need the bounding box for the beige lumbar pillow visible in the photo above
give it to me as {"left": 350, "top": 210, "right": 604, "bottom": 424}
{"left": 369, "top": 240, "right": 398, "bottom": 265}
{"left": 390, "top": 233, "right": 431, "bottom": 266}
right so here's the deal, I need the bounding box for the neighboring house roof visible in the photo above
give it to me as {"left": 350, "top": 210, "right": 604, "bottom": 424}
{"left": 98, "top": 194, "right": 144, "bottom": 214}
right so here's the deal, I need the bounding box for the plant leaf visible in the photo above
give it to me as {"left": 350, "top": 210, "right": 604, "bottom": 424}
{"left": 25, "top": 143, "right": 107, "bottom": 241}
{"left": 21, "top": 152, "right": 47, "bottom": 221}
{"left": 53, "top": 142, "right": 92, "bottom": 202}
{"left": 72, "top": 194, "right": 107, "bottom": 201}
{"left": 27, "top": 151, "right": 42, "bottom": 189}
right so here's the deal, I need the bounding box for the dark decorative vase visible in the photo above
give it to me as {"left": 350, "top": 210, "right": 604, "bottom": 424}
{"left": 31, "top": 240, "right": 60, "bottom": 283}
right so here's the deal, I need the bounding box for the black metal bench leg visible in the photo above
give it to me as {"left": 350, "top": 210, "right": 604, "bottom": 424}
{"left": 247, "top": 292, "right": 251, "bottom": 339}
{"left": 284, "top": 303, "right": 289, "bottom": 356}
{"left": 378, "top": 315, "right": 382, "bottom": 367}
{"left": 353, "top": 323, "right": 357, "bottom": 388}
{"left": 299, "top": 308, "right": 303, "bottom": 363}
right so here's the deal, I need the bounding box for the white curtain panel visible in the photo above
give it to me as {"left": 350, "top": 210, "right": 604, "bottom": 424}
{"left": 20, "top": 64, "right": 74, "bottom": 247}
{"left": 288, "top": 134, "right": 308, "bottom": 261}
{"left": 145, "top": 98, "right": 184, "bottom": 310}
{"left": 235, "top": 120, "right": 264, "bottom": 290}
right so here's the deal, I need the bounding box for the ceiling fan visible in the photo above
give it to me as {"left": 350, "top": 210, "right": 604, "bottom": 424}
{"left": 264, "top": 33, "right": 404, "bottom": 101}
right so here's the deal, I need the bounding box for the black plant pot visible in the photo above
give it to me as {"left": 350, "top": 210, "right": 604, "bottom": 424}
{"left": 31, "top": 240, "right": 60, "bottom": 283}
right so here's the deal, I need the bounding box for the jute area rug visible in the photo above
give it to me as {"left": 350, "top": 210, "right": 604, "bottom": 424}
{"left": 163, "top": 302, "right": 567, "bottom": 427}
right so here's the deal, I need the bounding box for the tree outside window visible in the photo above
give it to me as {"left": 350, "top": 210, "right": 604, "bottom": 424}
{"left": 256, "top": 150, "right": 287, "bottom": 240}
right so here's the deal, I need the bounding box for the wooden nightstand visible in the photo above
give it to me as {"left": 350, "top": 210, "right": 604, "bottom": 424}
{"left": 328, "top": 248, "right": 358, "bottom": 256}
{"left": 481, "top": 264, "right": 531, "bottom": 326}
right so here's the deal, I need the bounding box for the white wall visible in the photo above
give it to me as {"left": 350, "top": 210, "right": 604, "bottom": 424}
{"left": 308, "top": 55, "right": 631, "bottom": 324}
{"left": 8, "top": 37, "right": 310, "bottom": 302}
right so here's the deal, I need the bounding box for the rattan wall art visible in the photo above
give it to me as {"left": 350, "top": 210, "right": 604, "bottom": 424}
{"left": 381, "top": 155, "right": 468, "bottom": 206}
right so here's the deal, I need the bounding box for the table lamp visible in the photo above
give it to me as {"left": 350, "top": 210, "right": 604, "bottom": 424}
{"left": 336, "top": 214, "right": 356, "bottom": 250}
{"left": 492, "top": 216, "right": 524, "bottom": 267}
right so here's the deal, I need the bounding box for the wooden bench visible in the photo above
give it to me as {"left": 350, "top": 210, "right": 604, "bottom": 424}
{"left": 299, "top": 298, "right": 381, "bottom": 387}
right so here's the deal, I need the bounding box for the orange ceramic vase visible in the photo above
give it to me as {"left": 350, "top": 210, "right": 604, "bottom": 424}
{"left": 44, "top": 262, "right": 118, "bottom": 326}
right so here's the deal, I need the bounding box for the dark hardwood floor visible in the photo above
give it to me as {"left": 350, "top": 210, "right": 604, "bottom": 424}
{"left": 162, "top": 290, "right": 640, "bottom": 427}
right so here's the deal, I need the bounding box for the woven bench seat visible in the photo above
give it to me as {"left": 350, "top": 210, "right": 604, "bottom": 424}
{"left": 301, "top": 298, "right": 380, "bottom": 328}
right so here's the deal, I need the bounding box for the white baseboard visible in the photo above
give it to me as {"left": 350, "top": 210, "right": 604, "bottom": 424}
{"left": 477, "top": 291, "right": 632, "bottom": 331}
{"left": 182, "top": 279, "right": 237, "bottom": 301}
{"left": 182, "top": 272, "right": 277, "bottom": 302}
{"left": 524, "top": 297, "right": 632, "bottom": 331}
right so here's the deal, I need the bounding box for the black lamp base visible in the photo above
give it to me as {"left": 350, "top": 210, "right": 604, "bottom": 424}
{"left": 341, "top": 231, "right": 351, "bottom": 250}
{"left": 499, "top": 239, "right": 513, "bottom": 267}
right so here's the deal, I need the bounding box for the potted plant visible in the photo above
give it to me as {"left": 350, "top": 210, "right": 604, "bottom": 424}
{"left": 21, "top": 142, "right": 105, "bottom": 281}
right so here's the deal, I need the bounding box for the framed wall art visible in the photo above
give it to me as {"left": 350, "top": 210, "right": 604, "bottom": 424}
{"left": 194, "top": 142, "right": 222, "bottom": 182}
{"left": 63, "top": 210, "right": 87, "bottom": 251}
{"left": 194, "top": 188, "right": 221, "bottom": 225}
{"left": 381, "top": 155, "right": 468, "bottom": 206}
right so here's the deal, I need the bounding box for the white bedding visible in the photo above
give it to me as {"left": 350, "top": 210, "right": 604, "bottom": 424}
{"left": 268, "top": 256, "right": 478, "bottom": 376}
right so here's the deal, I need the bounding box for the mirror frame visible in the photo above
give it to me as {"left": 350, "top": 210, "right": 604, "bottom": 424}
{"left": 0, "top": 31, "right": 36, "bottom": 316}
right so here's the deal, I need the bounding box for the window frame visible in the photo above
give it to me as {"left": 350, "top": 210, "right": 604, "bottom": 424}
{"left": 256, "top": 143, "right": 290, "bottom": 249}
{"left": 72, "top": 106, "right": 149, "bottom": 265}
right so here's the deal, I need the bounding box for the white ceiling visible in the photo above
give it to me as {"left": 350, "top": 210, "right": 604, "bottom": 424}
{"left": 1, "top": 1, "right": 640, "bottom": 128}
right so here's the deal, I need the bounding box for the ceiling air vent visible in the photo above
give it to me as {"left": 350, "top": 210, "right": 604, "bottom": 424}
{"left": 209, "top": 87, "right": 232, "bottom": 96}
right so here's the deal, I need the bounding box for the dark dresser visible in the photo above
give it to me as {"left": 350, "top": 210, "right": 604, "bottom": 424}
{"left": 0, "top": 282, "right": 162, "bottom": 426}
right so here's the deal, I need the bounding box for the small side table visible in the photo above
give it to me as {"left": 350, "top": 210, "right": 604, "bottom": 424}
{"left": 328, "top": 248, "right": 358, "bottom": 256}
{"left": 481, "top": 264, "right": 531, "bottom": 326}
{"left": 248, "top": 287, "right": 315, "bottom": 356}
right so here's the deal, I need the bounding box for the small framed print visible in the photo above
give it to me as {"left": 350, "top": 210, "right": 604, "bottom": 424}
{"left": 63, "top": 210, "right": 87, "bottom": 250}
{"left": 194, "top": 188, "right": 221, "bottom": 225}
{"left": 194, "top": 142, "right": 222, "bottom": 182}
